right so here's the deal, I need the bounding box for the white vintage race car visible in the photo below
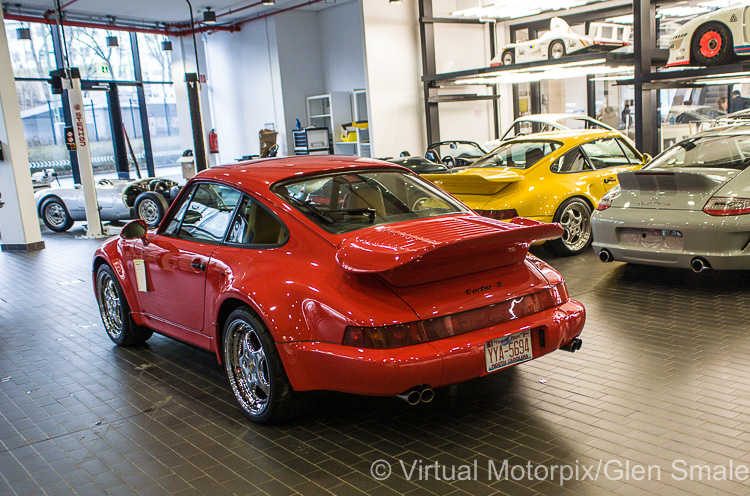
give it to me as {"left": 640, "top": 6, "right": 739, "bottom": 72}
{"left": 35, "top": 177, "right": 180, "bottom": 232}
{"left": 491, "top": 18, "right": 630, "bottom": 66}
{"left": 667, "top": 4, "right": 750, "bottom": 67}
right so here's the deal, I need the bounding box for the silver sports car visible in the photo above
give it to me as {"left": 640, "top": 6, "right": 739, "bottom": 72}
{"left": 35, "top": 177, "right": 179, "bottom": 232}
{"left": 592, "top": 125, "right": 750, "bottom": 271}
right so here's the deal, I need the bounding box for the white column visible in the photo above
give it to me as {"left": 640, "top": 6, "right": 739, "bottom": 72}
{"left": 0, "top": 1, "right": 44, "bottom": 251}
{"left": 360, "top": 0, "right": 426, "bottom": 158}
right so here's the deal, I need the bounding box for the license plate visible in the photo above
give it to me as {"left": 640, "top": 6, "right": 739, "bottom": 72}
{"left": 485, "top": 329, "right": 533, "bottom": 373}
{"left": 619, "top": 228, "right": 683, "bottom": 250}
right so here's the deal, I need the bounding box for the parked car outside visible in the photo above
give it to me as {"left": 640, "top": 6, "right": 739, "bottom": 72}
{"left": 93, "top": 156, "right": 585, "bottom": 423}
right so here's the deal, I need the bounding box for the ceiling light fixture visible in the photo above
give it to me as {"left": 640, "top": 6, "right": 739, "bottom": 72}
{"left": 203, "top": 7, "right": 216, "bottom": 23}
{"left": 389, "top": 0, "right": 402, "bottom": 3}
{"left": 261, "top": 0, "right": 276, "bottom": 5}
{"left": 105, "top": 16, "right": 118, "bottom": 47}
{"left": 16, "top": 26, "right": 31, "bottom": 40}
{"left": 14, "top": 4, "right": 30, "bottom": 40}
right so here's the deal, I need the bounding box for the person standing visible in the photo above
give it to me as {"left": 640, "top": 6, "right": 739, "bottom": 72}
{"left": 730, "top": 90, "right": 749, "bottom": 113}
{"left": 621, "top": 102, "right": 631, "bottom": 128}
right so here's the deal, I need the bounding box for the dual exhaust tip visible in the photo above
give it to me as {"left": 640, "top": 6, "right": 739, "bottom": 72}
{"left": 397, "top": 386, "right": 434, "bottom": 405}
{"left": 560, "top": 337, "right": 583, "bottom": 353}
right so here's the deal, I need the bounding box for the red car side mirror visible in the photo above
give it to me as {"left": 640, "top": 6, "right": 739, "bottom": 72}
{"left": 120, "top": 219, "right": 149, "bottom": 244}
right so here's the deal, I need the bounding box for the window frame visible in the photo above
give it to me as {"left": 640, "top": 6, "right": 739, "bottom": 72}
{"left": 550, "top": 146, "right": 594, "bottom": 174}
{"left": 158, "top": 181, "right": 242, "bottom": 245}
{"left": 222, "top": 193, "right": 290, "bottom": 249}
{"left": 578, "top": 137, "right": 633, "bottom": 170}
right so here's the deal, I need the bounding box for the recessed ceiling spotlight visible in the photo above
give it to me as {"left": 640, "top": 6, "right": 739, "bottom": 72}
{"left": 262, "top": 0, "right": 275, "bottom": 5}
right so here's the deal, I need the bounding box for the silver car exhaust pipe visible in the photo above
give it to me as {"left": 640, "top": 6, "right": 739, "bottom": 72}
{"left": 397, "top": 389, "right": 422, "bottom": 405}
{"left": 397, "top": 386, "right": 434, "bottom": 405}
{"left": 691, "top": 257, "right": 711, "bottom": 273}
{"left": 560, "top": 338, "right": 583, "bottom": 353}
{"left": 599, "top": 249, "right": 613, "bottom": 263}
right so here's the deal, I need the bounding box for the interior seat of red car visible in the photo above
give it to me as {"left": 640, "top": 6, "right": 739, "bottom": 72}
{"left": 344, "top": 184, "right": 387, "bottom": 218}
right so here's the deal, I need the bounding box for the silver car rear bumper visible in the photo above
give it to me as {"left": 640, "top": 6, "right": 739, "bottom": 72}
{"left": 592, "top": 208, "right": 750, "bottom": 270}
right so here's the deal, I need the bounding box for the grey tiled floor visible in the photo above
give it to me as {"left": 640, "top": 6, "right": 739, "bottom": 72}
{"left": 2, "top": 224, "right": 750, "bottom": 495}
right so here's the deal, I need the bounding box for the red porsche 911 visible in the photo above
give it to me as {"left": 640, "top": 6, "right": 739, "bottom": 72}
{"left": 93, "top": 156, "right": 584, "bottom": 423}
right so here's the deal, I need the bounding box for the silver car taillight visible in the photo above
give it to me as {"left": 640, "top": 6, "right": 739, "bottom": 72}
{"left": 597, "top": 186, "right": 621, "bottom": 211}
{"left": 703, "top": 197, "right": 750, "bottom": 216}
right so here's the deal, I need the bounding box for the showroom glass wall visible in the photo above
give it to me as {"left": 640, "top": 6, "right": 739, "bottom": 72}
{"left": 4, "top": 20, "right": 180, "bottom": 178}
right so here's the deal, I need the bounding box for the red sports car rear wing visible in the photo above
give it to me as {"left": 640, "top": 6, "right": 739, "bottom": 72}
{"left": 336, "top": 216, "right": 563, "bottom": 287}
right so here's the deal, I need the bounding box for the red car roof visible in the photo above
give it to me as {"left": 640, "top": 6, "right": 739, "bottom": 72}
{"left": 196, "top": 156, "right": 403, "bottom": 192}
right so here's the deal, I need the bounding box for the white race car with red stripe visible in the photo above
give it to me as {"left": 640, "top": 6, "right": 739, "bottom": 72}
{"left": 667, "top": 4, "right": 750, "bottom": 67}
{"left": 491, "top": 18, "right": 629, "bottom": 66}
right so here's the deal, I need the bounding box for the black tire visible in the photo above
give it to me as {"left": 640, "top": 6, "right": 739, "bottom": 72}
{"left": 134, "top": 192, "right": 169, "bottom": 228}
{"left": 546, "top": 198, "right": 593, "bottom": 256}
{"left": 222, "top": 307, "right": 299, "bottom": 424}
{"left": 549, "top": 40, "right": 566, "bottom": 60}
{"left": 40, "top": 197, "right": 74, "bottom": 232}
{"left": 691, "top": 22, "right": 734, "bottom": 67}
{"left": 95, "top": 265, "right": 153, "bottom": 346}
{"left": 501, "top": 49, "right": 515, "bottom": 66}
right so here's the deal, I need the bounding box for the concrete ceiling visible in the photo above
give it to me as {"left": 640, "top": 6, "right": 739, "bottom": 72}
{"left": 7, "top": 0, "right": 347, "bottom": 26}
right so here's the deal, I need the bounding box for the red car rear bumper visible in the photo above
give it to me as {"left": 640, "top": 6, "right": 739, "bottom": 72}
{"left": 277, "top": 299, "right": 585, "bottom": 396}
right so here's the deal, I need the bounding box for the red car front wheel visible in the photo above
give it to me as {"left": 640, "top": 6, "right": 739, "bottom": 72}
{"left": 691, "top": 22, "right": 734, "bottom": 66}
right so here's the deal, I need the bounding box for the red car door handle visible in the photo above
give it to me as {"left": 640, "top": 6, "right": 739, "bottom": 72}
{"left": 190, "top": 260, "right": 206, "bottom": 271}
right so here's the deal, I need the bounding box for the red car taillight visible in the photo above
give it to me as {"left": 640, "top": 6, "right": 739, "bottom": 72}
{"left": 596, "top": 199, "right": 612, "bottom": 211}
{"left": 342, "top": 322, "right": 426, "bottom": 348}
{"left": 475, "top": 209, "right": 518, "bottom": 220}
{"left": 703, "top": 197, "right": 750, "bottom": 216}
{"left": 342, "top": 283, "right": 568, "bottom": 349}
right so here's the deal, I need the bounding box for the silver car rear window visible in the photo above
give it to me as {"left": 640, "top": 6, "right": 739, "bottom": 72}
{"left": 648, "top": 135, "right": 750, "bottom": 171}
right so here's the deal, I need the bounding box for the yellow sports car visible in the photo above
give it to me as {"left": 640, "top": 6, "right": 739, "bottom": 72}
{"left": 424, "top": 129, "right": 647, "bottom": 255}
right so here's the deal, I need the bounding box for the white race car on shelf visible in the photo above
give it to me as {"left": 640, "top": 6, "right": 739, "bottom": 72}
{"left": 667, "top": 4, "right": 750, "bottom": 67}
{"left": 491, "top": 18, "right": 630, "bottom": 66}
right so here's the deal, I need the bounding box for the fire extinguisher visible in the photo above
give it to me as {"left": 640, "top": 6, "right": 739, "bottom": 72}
{"left": 209, "top": 129, "right": 219, "bottom": 154}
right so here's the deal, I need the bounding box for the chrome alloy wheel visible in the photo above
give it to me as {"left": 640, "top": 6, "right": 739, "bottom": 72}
{"left": 502, "top": 51, "right": 513, "bottom": 65}
{"left": 44, "top": 202, "right": 67, "bottom": 228}
{"left": 550, "top": 41, "right": 565, "bottom": 59}
{"left": 225, "top": 320, "right": 270, "bottom": 415}
{"left": 98, "top": 272, "right": 123, "bottom": 340}
{"left": 558, "top": 202, "right": 591, "bottom": 252}
{"left": 137, "top": 198, "right": 160, "bottom": 225}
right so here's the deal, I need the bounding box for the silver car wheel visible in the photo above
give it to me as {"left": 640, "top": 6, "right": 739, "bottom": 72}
{"left": 225, "top": 319, "right": 270, "bottom": 416}
{"left": 98, "top": 272, "right": 123, "bottom": 340}
{"left": 137, "top": 198, "right": 160, "bottom": 224}
{"left": 550, "top": 41, "right": 565, "bottom": 59}
{"left": 558, "top": 202, "right": 591, "bottom": 252}
{"left": 502, "top": 51, "right": 514, "bottom": 65}
{"left": 44, "top": 202, "right": 67, "bottom": 228}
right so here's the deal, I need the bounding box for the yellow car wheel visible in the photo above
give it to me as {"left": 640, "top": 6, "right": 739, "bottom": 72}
{"left": 546, "top": 198, "right": 593, "bottom": 256}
